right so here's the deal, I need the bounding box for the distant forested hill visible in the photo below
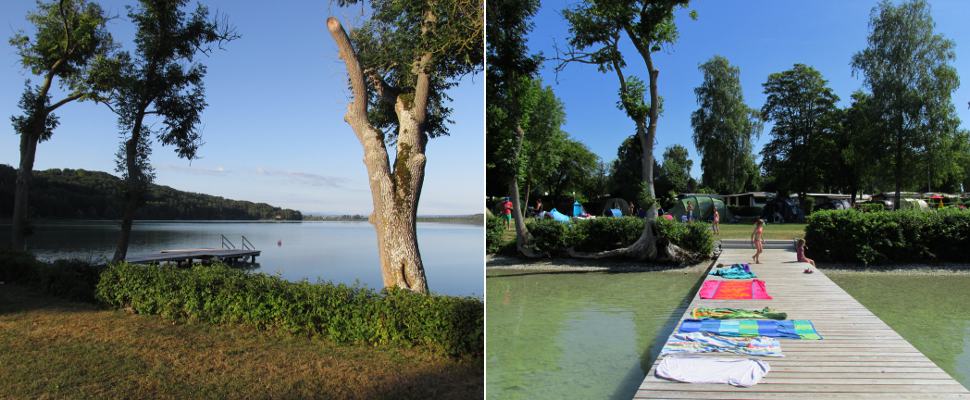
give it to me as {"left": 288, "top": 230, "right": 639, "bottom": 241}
{"left": 0, "top": 165, "right": 302, "bottom": 220}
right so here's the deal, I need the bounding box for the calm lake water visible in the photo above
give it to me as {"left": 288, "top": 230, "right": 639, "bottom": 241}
{"left": 485, "top": 269, "right": 704, "bottom": 399}
{"left": 486, "top": 269, "right": 970, "bottom": 399}
{"left": 1, "top": 221, "right": 483, "bottom": 297}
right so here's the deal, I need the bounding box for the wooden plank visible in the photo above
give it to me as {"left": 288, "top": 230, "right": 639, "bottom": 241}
{"left": 634, "top": 247, "right": 970, "bottom": 399}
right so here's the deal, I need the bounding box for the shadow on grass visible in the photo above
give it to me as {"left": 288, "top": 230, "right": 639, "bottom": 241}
{"left": 0, "top": 284, "right": 97, "bottom": 316}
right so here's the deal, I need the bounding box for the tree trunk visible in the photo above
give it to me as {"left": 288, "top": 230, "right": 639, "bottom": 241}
{"left": 510, "top": 126, "right": 539, "bottom": 257}
{"left": 523, "top": 181, "right": 531, "bottom": 215}
{"left": 327, "top": 17, "right": 431, "bottom": 293}
{"left": 570, "top": 35, "right": 693, "bottom": 263}
{"left": 112, "top": 195, "right": 137, "bottom": 262}
{"left": 112, "top": 112, "right": 146, "bottom": 263}
{"left": 10, "top": 126, "right": 42, "bottom": 250}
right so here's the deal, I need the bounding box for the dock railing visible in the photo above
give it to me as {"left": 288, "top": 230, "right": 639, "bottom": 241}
{"left": 221, "top": 234, "right": 236, "bottom": 250}
{"left": 241, "top": 235, "right": 255, "bottom": 251}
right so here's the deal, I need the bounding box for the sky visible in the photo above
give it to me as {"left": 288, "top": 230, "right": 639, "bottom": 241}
{"left": 526, "top": 0, "right": 970, "bottom": 179}
{"left": 0, "top": 0, "right": 484, "bottom": 215}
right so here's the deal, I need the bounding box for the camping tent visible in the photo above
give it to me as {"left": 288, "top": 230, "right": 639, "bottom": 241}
{"left": 600, "top": 198, "right": 631, "bottom": 217}
{"left": 668, "top": 195, "right": 732, "bottom": 222}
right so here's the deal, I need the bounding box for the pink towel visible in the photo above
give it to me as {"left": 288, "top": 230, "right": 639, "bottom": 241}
{"left": 699, "top": 281, "right": 721, "bottom": 298}
{"left": 750, "top": 279, "right": 772, "bottom": 299}
{"left": 699, "top": 280, "right": 772, "bottom": 300}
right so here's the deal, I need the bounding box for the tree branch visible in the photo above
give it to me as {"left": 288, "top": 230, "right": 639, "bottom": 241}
{"left": 46, "top": 92, "right": 83, "bottom": 112}
{"left": 327, "top": 17, "right": 368, "bottom": 125}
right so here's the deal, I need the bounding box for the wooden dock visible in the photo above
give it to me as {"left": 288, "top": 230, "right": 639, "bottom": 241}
{"left": 634, "top": 247, "right": 970, "bottom": 399}
{"left": 126, "top": 248, "right": 260, "bottom": 265}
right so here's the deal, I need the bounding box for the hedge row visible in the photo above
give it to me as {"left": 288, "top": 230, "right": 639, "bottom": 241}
{"left": 485, "top": 214, "right": 506, "bottom": 254}
{"left": 96, "top": 262, "right": 482, "bottom": 356}
{"left": 0, "top": 250, "right": 103, "bottom": 302}
{"left": 525, "top": 217, "right": 714, "bottom": 260}
{"left": 805, "top": 208, "right": 970, "bottom": 265}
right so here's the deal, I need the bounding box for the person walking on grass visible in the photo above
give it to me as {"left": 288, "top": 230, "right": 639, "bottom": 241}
{"left": 795, "top": 238, "right": 815, "bottom": 272}
{"left": 712, "top": 207, "right": 720, "bottom": 235}
{"left": 751, "top": 218, "right": 765, "bottom": 264}
{"left": 502, "top": 197, "right": 513, "bottom": 230}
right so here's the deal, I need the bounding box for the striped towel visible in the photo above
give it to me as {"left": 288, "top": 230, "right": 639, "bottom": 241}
{"left": 679, "top": 319, "right": 822, "bottom": 340}
{"left": 660, "top": 332, "right": 784, "bottom": 357}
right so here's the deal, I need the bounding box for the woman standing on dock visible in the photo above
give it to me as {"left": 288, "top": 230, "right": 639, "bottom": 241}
{"left": 751, "top": 219, "right": 765, "bottom": 264}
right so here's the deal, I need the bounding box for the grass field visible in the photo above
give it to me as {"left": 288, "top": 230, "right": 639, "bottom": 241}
{"left": 0, "top": 285, "right": 481, "bottom": 400}
{"left": 715, "top": 223, "right": 806, "bottom": 240}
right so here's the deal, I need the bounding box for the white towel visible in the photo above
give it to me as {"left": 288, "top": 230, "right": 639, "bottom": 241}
{"left": 655, "top": 356, "right": 770, "bottom": 387}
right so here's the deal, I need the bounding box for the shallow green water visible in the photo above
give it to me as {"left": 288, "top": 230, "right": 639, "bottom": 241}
{"left": 829, "top": 272, "right": 970, "bottom": 390}
{"left": 485, "top": 269, "right": 704, "bottom": 400}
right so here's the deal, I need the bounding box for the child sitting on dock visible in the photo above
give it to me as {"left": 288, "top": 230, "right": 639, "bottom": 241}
{"left": 795, "top": 238, "right": 815, "bottom": 272}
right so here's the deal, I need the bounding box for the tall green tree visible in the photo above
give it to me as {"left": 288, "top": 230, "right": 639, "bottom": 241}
{"left": 690, "top": 55, "right": 760, "bottom": 194}
{"left": 485, "top": 0, "right": 540, "bottom": 256}
{"left": 851, "top": 0, "right": 959, "bottom": 209}
{"left": 760, "top": 64, "right": 840, "bottom": 197}
{"left": 561, "top": 0, "right": 695, "bottom": 261}
{"left": 547, "top": 138, "right": 601, "bottom": 201}
{"left": 838, "top": 92, "right": 881, "bottom": 204}
{"left": 100, "top": 0, "right": 237, "bottom": 263}
{"left": 658, "top": 145, "right": 692, "bottom": 195}
{"left": 8, "top": 0, "right": 113, "bottom": 250}
{"left": 328, "top": 0, "right": 482, "bottom": 291}
{"left": 519, "top": 79, "right": 567, "bottom": 209}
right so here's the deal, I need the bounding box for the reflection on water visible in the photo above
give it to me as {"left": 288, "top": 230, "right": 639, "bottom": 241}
{"left": 485, "top": 269, "right": 704, "bottom": 399}
{"left": 0, "top": 220, "right": 483, "bottom": 297}
{"left": 829, "top": 273, "right": 970, "bottom": 390}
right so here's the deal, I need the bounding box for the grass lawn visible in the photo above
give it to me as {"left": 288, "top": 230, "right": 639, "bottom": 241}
{"left": 716, "top": 223, "right": 806, "bottom": 240}
{"left": 0, "top": 284, "right": 482, "bottom": 400}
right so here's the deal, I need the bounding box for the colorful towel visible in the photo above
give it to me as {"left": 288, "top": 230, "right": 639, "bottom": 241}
{"left": 709, "top": 263, "right": 757, "bottom": 279}
{"left": 660, "top": 332, "right": 783, "bottom": 357}
{"left": 691, "top": 307, "right": 787, "bottom": 320}
{"left": 699, "top": 280, "right": 772, "bottom": 299}
{"left": 679, "top": 319, "right": 822, "bottom": 340}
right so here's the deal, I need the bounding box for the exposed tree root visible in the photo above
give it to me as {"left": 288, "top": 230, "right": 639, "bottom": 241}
{"left": 567, "top": 220, "right": 706, "bottom": 265}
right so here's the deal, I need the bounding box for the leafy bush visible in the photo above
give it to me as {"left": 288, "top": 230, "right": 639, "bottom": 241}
{"left": 0, "top": 250, "right": 103, "bottom": 302}
{"left": 805, "top": 208, "right": 970, "bottom": 265}
{"left": 856, "top": 203, "right": 885, "bottom": 212}
{"left": 526, "top": 217, "right": 714, "bottom": 260}
{"left": 96, "top": 263, "right": 483, "bottom": 356}
{"left": 527, "top": 218, "right": 570, "bottom": 254}
{"left": 485, "top": 214, "right": 506, "bottom": 254}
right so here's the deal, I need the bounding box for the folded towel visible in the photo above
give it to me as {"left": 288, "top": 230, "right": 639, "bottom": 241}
{"left": 656, "top": 356, "right": 771, "bottom": 387}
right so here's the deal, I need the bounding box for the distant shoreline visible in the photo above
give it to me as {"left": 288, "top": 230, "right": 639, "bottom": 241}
{"left": 0, "top": 214, "right": 485, "bottom": 226}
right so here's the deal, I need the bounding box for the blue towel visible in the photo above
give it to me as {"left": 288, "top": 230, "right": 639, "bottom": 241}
{"left": 610, "top": 208, "right": 622, "bottom": 217}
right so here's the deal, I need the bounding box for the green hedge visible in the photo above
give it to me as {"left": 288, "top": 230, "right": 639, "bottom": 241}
{"left": 525, "top": 217, "right": 714, "bottom": 260}
{"left": 856, "top": 203, "right": 885, "bottom": 212}
{"left": 805, "top": 209, "right": 970, "bottom": 265}
{"left": 95, "top": 263, "right": 483, "bottom": 356}
{"left": 485, "top": 214, "right": 506, "bottom": 254}
{"left": 0, "top": 250, "right": 103, "bottom": 302}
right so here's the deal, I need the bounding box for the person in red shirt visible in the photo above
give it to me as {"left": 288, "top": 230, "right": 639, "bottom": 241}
{"left": 502, "top": 197, "right": 513, "bottom": 229}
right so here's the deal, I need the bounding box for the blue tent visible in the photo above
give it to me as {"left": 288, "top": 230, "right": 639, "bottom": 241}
{"left": 550, "top": 208, "right": 571, "bottom": 223}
